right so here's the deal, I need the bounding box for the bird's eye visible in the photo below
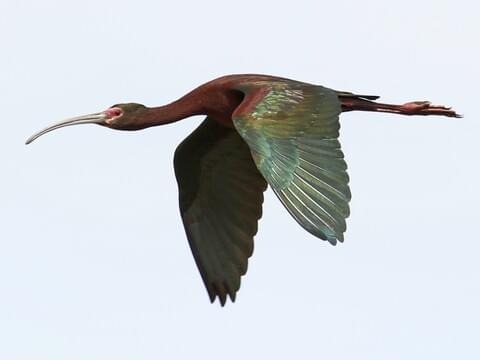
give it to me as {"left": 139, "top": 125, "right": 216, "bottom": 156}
{"left": 106, "top": 107, "right": 123, "bottom": 118}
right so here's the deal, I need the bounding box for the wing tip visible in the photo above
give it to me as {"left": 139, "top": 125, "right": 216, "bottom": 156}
{"left": 317, "top": 228, "right": 345, "bottom": 246}
{"left": 209, "top": 294, "right": 237, "bottom": 307}
{"left": 208, "top": 282, "right": 238, "bottom": 307}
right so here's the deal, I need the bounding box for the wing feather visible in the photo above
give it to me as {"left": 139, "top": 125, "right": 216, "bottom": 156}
{"left": 232, "top": 80, "right": 351, "bottom": 244}
{"left": 174, "top": 117, "right": 267, "bottom": 305}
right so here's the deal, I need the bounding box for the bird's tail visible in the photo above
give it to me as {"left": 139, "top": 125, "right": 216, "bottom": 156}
{"left": 336, "top": 91, "right": 380, "bottom": 101}
{"left": 337, "top": 91, "right": 461, "bottom": 118}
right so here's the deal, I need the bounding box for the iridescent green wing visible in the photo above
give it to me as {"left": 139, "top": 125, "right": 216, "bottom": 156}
{"left": 232, "top": 81, "right": 351, "bottom": 244}
{"left": 174, "top": 117, "right": 267, "bottom": 305}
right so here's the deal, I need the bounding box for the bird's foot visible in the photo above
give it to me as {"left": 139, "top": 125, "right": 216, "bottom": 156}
{"left": 400, "top": 101, "right": 462, "bottom": 118}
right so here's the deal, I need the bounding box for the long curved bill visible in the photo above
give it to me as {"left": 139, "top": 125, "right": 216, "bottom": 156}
{"left": 25, "top": 112, "right": 107, "bottom": 145}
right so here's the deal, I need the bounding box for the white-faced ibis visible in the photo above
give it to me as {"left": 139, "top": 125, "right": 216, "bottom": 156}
{"left": 26, "top": 74, "right": 460, "bottom": 305}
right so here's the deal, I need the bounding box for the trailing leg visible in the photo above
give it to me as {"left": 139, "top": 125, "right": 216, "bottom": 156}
{"left": 339, "top": 95, "right": 461, "bottom": 118}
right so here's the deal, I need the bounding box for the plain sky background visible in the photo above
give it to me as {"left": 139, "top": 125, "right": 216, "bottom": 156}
{"left": 1, "top": 0, "right": 479, "bottom": 359}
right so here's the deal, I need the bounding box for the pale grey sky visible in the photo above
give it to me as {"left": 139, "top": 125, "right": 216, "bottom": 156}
{"left": 1, "top": 0, "right": 479, "bottom": 359}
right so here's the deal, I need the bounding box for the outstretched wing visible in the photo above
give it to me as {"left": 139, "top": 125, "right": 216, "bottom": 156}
{"left": 174, "top": 117, "right": 267, "bottom": 305}
{"left": 232, "top": 81, "right": 351, "bottom": 244}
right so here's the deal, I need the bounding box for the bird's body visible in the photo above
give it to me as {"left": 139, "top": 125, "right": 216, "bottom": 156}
{"left": 27, "top": 74, "right": 460, "bottom": 305}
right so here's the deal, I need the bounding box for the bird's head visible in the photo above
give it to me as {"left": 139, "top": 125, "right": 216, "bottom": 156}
{"left": 26, "top": 103, "right": 147, "bottom": 144}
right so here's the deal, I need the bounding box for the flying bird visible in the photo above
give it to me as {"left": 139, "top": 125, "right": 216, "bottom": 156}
{"left": 26, "top": 74, "right": 460, "bottom": 305}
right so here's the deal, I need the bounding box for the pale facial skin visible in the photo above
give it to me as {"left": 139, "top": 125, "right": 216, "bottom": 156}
{"left": 26, "top": 106, "right": 127, "bottom": 144}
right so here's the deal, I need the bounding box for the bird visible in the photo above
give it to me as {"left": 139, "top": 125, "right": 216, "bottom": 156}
{"left": 26, "top": 74, "right": 460, "bottom": 305}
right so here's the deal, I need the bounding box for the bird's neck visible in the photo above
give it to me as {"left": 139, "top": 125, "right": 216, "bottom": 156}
{"left": 140, "top": 92, "right": 206, "bottom": 128}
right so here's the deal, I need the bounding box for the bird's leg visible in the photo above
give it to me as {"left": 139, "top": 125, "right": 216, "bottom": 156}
{"left": 340, "top": 97, "right": 461, "bottom": 118}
